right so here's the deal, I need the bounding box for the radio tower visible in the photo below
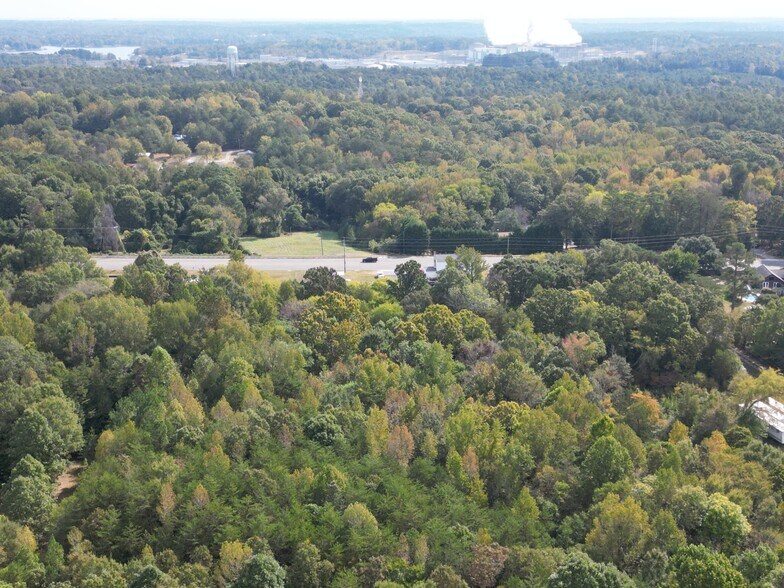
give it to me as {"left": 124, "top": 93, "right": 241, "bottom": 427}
{"left": 357, "top": 75, "right": 364, "bottom": 100}
{"left": 227, "top": 46, "right": 239, "bottom": 77}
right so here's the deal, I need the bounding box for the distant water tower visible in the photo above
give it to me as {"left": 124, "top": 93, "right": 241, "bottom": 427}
{"left": 227, "top": 45, "right": 239, "bottom": 76}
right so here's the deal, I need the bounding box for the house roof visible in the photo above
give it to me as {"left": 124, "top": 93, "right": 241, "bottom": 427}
{"left": 756, "top": 265, "right": 784, "bottom": 282}
{"left": 751, "top": 397, "right": 784, "bottom": 433}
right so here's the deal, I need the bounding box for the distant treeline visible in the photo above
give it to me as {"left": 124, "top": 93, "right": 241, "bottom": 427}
{"left": 0, "top": 20, "right": 486, "bottom": 59}
{"left": 482, "top": 52, "right": 560, "bottom": 69}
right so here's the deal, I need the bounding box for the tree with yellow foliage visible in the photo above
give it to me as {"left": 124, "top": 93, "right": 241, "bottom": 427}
{"left": 731, "top": 369, "right": 784, "bottom": 412}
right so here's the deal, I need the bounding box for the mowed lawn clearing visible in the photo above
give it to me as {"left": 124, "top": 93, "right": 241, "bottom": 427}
{"left": 240, "top": 231, "right": 370, "bottom": 257}
{"left": 262, "top": 270, "right": 380, "bottom": 283}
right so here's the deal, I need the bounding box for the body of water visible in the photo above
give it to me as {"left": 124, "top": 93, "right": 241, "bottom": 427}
{"left": 1, "top": 45, "right": 139, "bottom": 60}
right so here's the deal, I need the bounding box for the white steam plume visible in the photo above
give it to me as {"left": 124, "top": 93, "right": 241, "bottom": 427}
{"left": 484, "top": 7, "right": 582, "bottom": 46}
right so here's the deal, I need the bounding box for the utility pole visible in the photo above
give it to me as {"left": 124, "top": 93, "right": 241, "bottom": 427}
{"left": 343, "top": 237, "right": 347, "bottom": 276}
{"left": 320, "top": 234, "right": 324, "bottom": 256}
{"left": 507, "top": 234, "right": 510, "bottom": 255}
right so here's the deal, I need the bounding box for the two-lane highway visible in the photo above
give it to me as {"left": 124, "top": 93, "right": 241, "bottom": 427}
{"left": 92, "top": 252, "right": 784, "bottom": 276}
{"left": 92, "top": 254, "right": 506, "bottom": 275}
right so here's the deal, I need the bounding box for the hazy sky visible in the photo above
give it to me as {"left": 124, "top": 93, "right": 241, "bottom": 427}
{"left": 3, "top": 0, "right": 784, "bottom": 21}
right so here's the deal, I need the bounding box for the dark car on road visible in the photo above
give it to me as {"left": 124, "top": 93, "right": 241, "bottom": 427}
{"left": 362, "top": 256, "right": 378, "bottom": 263}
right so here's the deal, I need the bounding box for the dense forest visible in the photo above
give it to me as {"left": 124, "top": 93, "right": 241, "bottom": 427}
{"left": 0, "top": 32, "right": 784, "bottom": 587}
{"left": 1, "top": 57, "right": 784, "bottom": 255}
{"left": 574, "top": 19, "right": 784, "bottom": 52}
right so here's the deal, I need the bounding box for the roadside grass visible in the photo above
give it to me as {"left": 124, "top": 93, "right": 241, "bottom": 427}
{"left": 261, "top": 269, "right": 379, "bottom": 283}
{"left": 240, "top": 231, "right": 369, "bottom": 258}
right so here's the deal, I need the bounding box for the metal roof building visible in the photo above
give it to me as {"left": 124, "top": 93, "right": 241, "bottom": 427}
{"left": 750, "top": 397, "right": 784, "bottom": 444}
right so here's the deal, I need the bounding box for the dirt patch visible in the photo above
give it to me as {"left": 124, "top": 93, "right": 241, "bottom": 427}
{"left": 53, "top": 461, "right": 84, "bottom": 501}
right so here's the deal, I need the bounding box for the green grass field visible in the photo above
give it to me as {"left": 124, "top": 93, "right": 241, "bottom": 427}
{"left": 240, "top": 231, "right": 369, "bottom": 257}
{"left": 262, "top": 270, "right": 380, "bottom": 283}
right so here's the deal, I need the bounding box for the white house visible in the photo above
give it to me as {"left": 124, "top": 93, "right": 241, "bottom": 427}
{"left": 424, "top": 254, "right": 452, "bottom": 283}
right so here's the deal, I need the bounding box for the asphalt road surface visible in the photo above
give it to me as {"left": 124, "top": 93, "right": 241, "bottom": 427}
{"left": 91, "top": 252, "right": 784, "bottom": 275}
{"left": 93, "top": 254, "right": 506, "bottom": 274}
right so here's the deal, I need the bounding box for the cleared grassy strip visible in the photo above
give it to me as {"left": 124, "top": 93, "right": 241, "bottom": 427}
{"left": 261, "top": 269, "right": 381, "bottom": 283}
{"left": 240, "top": 231, "right": 369, "bottom": 257}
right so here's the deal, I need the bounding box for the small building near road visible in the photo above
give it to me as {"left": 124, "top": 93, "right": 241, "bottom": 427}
{"left": 425, "top": 254, "right": 452, "bottom": 283}
{"left": 757, "top": 265, "right": 784, "bottom": 296}
{"left": 749, "top": 397, "right": 784, "bottom": 444}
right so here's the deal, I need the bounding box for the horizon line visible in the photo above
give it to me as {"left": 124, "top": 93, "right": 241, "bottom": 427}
{"left": 4, "top": 17, "right": 784, "bottom": 23}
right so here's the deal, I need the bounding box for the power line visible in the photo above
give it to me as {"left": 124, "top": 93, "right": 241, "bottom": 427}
{"left": 16, "top": 224, "right": 784, "bottom": 251}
